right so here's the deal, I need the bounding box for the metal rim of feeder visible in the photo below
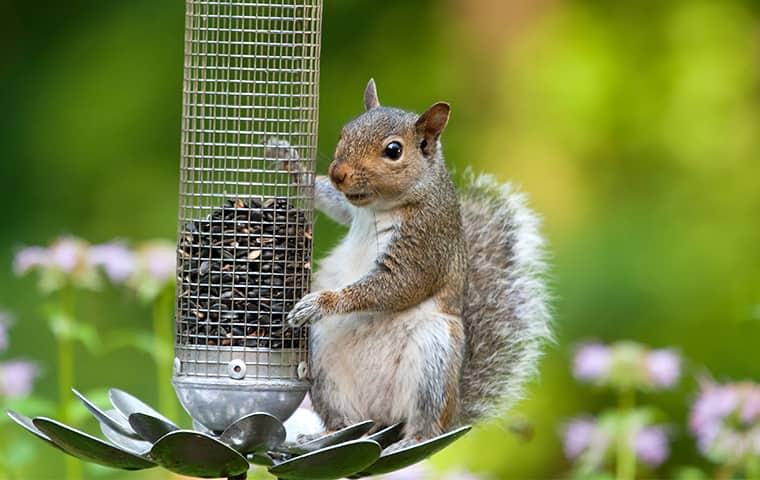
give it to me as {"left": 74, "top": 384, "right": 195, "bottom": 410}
{"left": 173, "top": 0, "right": 321, "bottom": 431}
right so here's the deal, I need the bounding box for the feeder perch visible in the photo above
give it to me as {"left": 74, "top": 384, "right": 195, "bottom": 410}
{"left": 8, "top": 1, "right": 472, "bottom": 478}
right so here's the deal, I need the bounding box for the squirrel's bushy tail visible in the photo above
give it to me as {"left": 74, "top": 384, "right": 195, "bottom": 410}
{"left": 458, "top": 171, "right": 552, "bottom": 425}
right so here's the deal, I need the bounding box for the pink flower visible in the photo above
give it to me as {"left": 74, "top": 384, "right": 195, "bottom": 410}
{"left": 140, "top": 242, "right": 176, "bottom": 284}
{"left": 49, "top": 237, "right": 88, "bottom": 272}
{"left": 126, "top": 241, "right": 177, "bottom": 302}
{"left": 573, "top": 341, "right": 682, "bottom": 391}
{"left": 646, "top": 349, "right": 681, "bottom": 389}
{"left": 563, "top": 418, "right": 598, "bottom": 459}
{"left": 0, "top": 361, "right": 39, "bottom": 398}
{"left": 13, "top": 246, "right": 48, "bottom": 275}
{"left": 690, "top": 384, "right": 739, "bottom": 436}
{"left": 573, "top": 343, "right": 611, "bottom": 382}
{"left": 90, "top": 242, "right": 135, "bottom": 283}
{"left": 634, "top": 426, "right": 670, "bottom": 467}
{"left": 14, "top": 237, "right": 100, "bottom": 292}
{"left": 689, "top": 381, "right": 760, "bottom": 464}
{"left": 741, "top": 389, "right": 760, "bottom": 424}
{"left": 562, "top": 417, "right": 612, "bottom": 472}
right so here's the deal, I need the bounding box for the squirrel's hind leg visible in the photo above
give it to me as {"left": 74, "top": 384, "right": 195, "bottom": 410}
{"left": 400, "top": 312, "right": 464, "bottom": 443}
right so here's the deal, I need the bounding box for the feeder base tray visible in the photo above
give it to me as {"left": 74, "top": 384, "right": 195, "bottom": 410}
{"left": 8, "top": 387, "right": 471, "bottom": 479}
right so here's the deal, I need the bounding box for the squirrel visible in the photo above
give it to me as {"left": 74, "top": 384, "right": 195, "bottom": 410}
{"left": 266, "top": 79, "right": 551, "bottom": 445}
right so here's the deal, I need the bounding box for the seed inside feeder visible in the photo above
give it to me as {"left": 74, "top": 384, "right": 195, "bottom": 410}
{"left": 177, "top": 197, "right": 311, "bottom": 349}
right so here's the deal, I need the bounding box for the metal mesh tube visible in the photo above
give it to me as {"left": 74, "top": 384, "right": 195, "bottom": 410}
{"left": 173, "top": 0, "right": 321, "bottom": 428}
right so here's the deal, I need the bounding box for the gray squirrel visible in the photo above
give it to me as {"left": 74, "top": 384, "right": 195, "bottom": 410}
{"left": 267, "top": 79, "right": 551, "bottom": 445}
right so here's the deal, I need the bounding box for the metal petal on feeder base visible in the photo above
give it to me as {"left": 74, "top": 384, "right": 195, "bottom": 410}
{"left": 72, "top": 388, "right": 140, "bottom": 440}
{"left": 354, "top": 426, "right": 472, "bottom": 477}
{"left": 285, "top": 420, "right": 375, "bottom": 455}
{"left": 99, "top": 418, "right": 152, "bottom": 457}
{"left": 219, "top": 412, "right": 286, "bottom": 454}
{"left": 192, "top": 418, "right": 216, "bottom": 436}
{"left": 128, "top": 412, "right": 179, "bottom": 443}
{"left": 109, "top": 388, "right": 176, "bottom": 427}
{"left": 173, "top": 374, "right": 307, "bottom": 432}
{"left": 6, "top": 411, "right": 64, "bottom": 451}
{"left": 269, "top": 439, "right": 382, "bottom": 480}
{"left": 150, "top": 430, "right": 249, "bottom": 478}
{"left": 32, "top": 417, "right": 155, "bottom": 470}
{"left": 367, "top": 423, "right": 405, "bottom": 449}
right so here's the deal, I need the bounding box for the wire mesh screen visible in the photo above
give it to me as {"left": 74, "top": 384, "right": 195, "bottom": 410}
{"left": 175, "top": 0, "right": 321, "bottom": 382}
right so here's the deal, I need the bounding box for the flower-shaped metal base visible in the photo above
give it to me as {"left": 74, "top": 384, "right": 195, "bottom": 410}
{"left": 8, "top": 388, "right": 470, "bottom": 479}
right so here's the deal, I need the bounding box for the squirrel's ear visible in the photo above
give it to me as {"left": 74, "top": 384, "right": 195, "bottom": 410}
{"left": 415, "top": 102, "right": 450, "bottom": 156}
{"left": 363, "top": 78, "right": 380, "bottom": 111}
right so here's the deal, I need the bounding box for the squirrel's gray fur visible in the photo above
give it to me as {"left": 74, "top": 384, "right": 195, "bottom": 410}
{"left": 458, "top": 170, "right": 552, "bottom": 424}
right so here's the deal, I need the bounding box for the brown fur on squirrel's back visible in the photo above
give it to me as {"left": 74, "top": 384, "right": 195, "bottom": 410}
{"left": 458, "top": 171, "right": 552, "bottom": 425}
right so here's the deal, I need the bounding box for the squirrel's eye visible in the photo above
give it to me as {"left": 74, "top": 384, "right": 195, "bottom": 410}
{"left": 383, "top": 141, "right": 403, "bottom": 160}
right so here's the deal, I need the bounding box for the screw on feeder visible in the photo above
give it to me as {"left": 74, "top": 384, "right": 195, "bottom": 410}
{"left": 173, "top": 0, "right": 322, "bottom": 432}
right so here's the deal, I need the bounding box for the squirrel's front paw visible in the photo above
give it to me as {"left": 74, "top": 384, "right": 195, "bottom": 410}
{"left": 264, "top": 137, "right": 310, "bottom": 185}
{"left": 288, "top": 291, "right": 337, "bottom": 327}
{"left": 264, "top": 137, "right": 299, "bottom": 169}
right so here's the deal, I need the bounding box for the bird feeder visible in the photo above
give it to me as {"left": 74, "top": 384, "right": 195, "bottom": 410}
{"left": 172, "top": 0, "right": 319, "bottom": 432}
{"left": 7, "top": 1, "right": 472, "bottom": 478}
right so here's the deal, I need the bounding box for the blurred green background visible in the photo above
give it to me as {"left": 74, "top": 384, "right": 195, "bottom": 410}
{"left": 1, "top": 0, "right": 759, "bottom": 478}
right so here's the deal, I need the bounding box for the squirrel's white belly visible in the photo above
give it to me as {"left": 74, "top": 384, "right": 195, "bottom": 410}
{"left": 310, "top": 297, "right": 451, "bottom": 424}
{"left": 310, "top": 208, "right": 453, "bottom": 424}
{"left": 313, "top": 208, "right": 394, "bottom": 289}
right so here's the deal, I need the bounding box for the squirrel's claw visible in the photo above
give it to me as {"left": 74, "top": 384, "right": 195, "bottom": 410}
{"left": 288, "top": 291, "right": 325, "bottom": 327}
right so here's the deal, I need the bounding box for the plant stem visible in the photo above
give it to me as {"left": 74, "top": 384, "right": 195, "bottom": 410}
{"left": 616, "top": 389, "right": 636, "bottom": 480}
{"left": 747, "top": 455, "right": 760, "bottom": 480}
{"left": 153, "top": 286, "right": 177, "bottom": 421}
{"left": 0, "top": 430, "right": 12, "bottom": 480}
{"left": 58, "top": 287, "right": 81, "bottom": 480}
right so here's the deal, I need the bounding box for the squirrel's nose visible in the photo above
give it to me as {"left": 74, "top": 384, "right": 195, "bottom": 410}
{"left": 329, "top": 162, "right": 351, "bottom": 188}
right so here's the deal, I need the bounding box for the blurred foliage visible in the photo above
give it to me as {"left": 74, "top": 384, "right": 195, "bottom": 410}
{"left": 1, "top": 0, "right": 759, "bottom": 478}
